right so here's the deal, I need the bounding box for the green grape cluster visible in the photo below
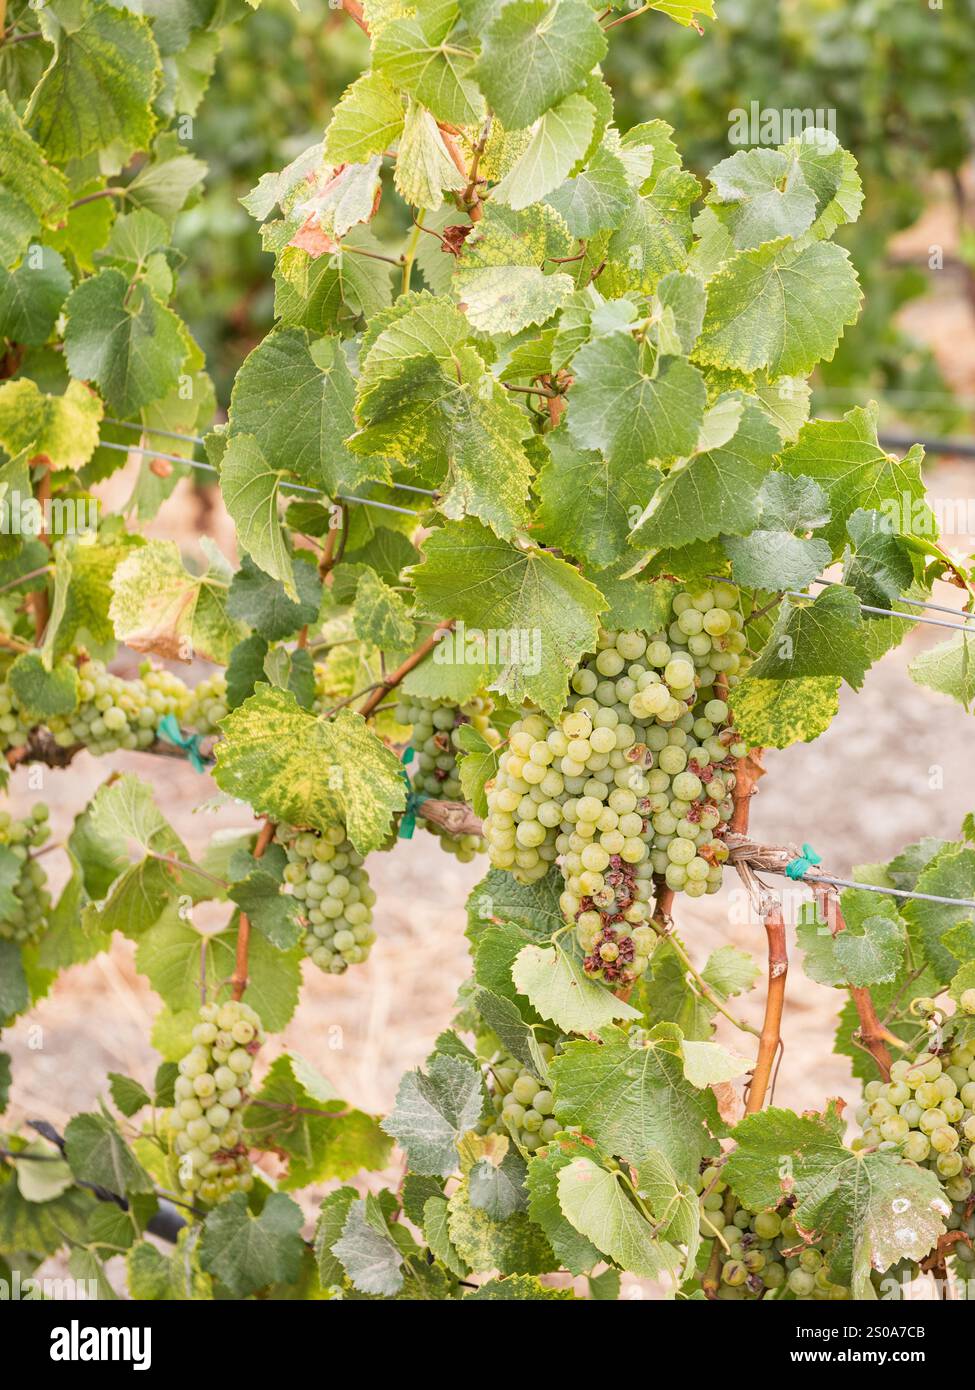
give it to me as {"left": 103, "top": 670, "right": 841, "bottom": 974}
{"left": 481, "top": 1050, "right": 560, "bottom": 1153}
{"left": 169, "top": 1000, "right": 264, "bottom": 1204}
{"left": 485, "top": 585, "right": 747, "bottom": 982}
{"left": 184, "top": 673, "right": 229, "bottom": 735}
{"left": 697, "top": 1167, "right": 849, "bottom": 1300}
{"left": 854, "top": 1040, "right": 975, "bottom": 1271}
{"left": 0, "top": 683, "right": 36, "bottom": 755}
{"left": 45, "top": 658, "right": 190, "bottom": 755}
{"left": 275, "top": 823, "right": 377, "bottom": 973}
{"left": 395, "top": 695, "right": 499, "bottom": 862}
{"left": 0, "top": 803, "right": 52, "bottom": 944}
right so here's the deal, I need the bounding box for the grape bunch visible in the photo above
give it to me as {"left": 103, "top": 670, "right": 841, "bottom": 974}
{"left": 275, "top": 823, "right": 377, "bottom": 973}
{"left": 0, "top": 803, "right": 52, "bottom": 945}
{"left": 169, "top": 1000, "right": 264, "bottom": 1204}
{"left": 184, "top": 673, "right": 229, "bottom": 735}
{"left": 480, "top": 1050, "right": 560, "bottom": 1153}
{"left": 0, "top": 682, "right": 36, "bottom": 755}
{"left": 395, "top": 695, "right": 499, "bottom": 861}
{"left": 44, "top": 658, "right": 191, "bottom": 755}
{"left": 485, "top": 585, "right": 748, "bottom": 981}
{"left": 697, "top": 1167, "right": 849, "bottom": 1300}
{"left": 854, "top": 1038, "right": 975, "bottom": 1271}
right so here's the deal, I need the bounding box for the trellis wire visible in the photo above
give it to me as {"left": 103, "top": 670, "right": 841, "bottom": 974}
{"left": 706, "top": 574, "right": 975, "bottom": 633}
{"left": 95, "top": 439, "right": 421, "bottom": 516}
{"left": 796, "top": 872, "right": 975, "bottom": 911}
{"left": 102, "top": 419, "right": 440, "bottom": 496}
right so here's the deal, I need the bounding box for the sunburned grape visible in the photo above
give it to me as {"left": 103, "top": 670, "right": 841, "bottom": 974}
{"left": 275, "top": 822, "right": 377, "bottom": 973}
{"left": 696, "top": 1166, "right": 849, "bottom": 1300}
{"left": 395, "top": 695, "right": 499, "bottom": 861}
{"left": 169, "top": 1000, "right": 264, "bottom": 1204}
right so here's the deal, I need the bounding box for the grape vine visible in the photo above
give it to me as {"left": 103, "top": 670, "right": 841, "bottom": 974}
{"left": 0, "top": 0, "right": 972, "bottom": 1312}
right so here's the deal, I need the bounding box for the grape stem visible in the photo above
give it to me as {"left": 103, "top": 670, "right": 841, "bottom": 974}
{"left": 232, "top": 820, "right": 275, "bottom": 1001}
{"left": 358, "top": 620, "right": 455, "bottom": 718}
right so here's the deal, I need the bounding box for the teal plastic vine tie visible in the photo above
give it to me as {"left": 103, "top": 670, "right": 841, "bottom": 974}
{"left": 156, "top": 714, "right": 210, "bottom": 774}
{"left": 398, "top": 746, "right": 429, "bottom": 839}
{"left": 785, "top": 843, "right": 822, "bottom": 880}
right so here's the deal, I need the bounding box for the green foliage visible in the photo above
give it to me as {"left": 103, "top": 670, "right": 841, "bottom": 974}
{"left": 0, "top": 0, "right": 971, "bottom": 1307}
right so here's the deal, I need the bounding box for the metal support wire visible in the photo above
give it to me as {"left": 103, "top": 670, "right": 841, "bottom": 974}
{"left": 95, "top": 439, "right": 422, "bottom": 516}
{"left": 706, "top": 575, "right": 975, "bottom": 634}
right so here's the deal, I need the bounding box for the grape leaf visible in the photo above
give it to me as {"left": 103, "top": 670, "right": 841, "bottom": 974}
{"left": 0, "top": 379, "right": 102, "bottom": 472}
{"left": 779, "top": 405, "right": 930, "bottom": 552}
{"left": 215, "top": 687, "right": 405, "bottom": 853}
{"left": 353, "top": 567, "right": 415, "bottom": 647}
{"left": 199, "top": 1192, "right": 305, "bottom": 1298}
{"left": 373, "top": 10, "right": 484, "bottom": 128}
{"left": 605, "top": 165, "right": 699, "bottom": 295}
{"left": 494, "top": 95, "right": 595, "bottom": 211}
{"left": 548, "top": 1024, "right": 719, "bottom": 1182}
{"left": 724, "top": 1106, "right": 949, "bottom": 1287}
{"left": 8, "top": 653, "right": 79, "bottom": 719}
{"left": 352, "top": 346, "right": 533, "bottom": 539}
{"left": 109, "top": 538, "right": 246, "bottom": 664}
{"left": 412, "top": 518, "right": 605, "bottom": 717}
{"left": 332, "top": 1194, "right": 405, "bottom": 1296}
{"left": 902, "top": 848, "right": 975, "bottom": 982}
{"left": 315, "top": 1186, "right": 359, "bottom": 1289}
{"left": 447, "top": 1181, "right": 554, "bottom": 1274}
{"left": 26, "top": 3, "right": 160, "bottom": 164}
{"left": 63, "top": 270, "right": 187, "bottom": 417}
{"left": 534, "top": 424, "right": 654, "bottom": 569}
{"left": 86, "top": 775, "right": 201, "bottom": 939}
{"left": 323, "top": 71, "right": 405, "bottom": 166}
{"left": 512, "top": 942, "right": 640, "bottom": 1034}
{"left": 108, "top": 1074, "right": 152, "bottom": 1119}
{"left": 476, "top": 0, "right": 607, "bottom": 131}
{"left": 64, "top": 1113, "right": 154, "bottom": 1197}
{"left": 394, "top": 101, "right": 466, "bottom": 211}
{"left": 381, "top": 1052, "right": 485, "bottom": 1176}
{"left": 0, "top": 92, "right": 69, "bottom": 267}
{"left": 525, "top": 1138, "right": 603, "bottom": 1274}
{"left": 546, "top": 142, "right": 632, "bottom": 238}
{"left": 909, "top": 633, "right": 975, "bottom": 712}
{"left": 797, "top": 893, "right": 906, "bottom": 988}
{"left": 568, "top": 333, "right": 707, "bottom": 470}
{"left": 244, "top": 1054, "right": 391, "bottom": 1188}
{"left": 468, "top": 1147, "right": 528, "bottom": 1221}
{"left": 422, "top": 1194, "right": 469, "bottom": 1277}
{"left": 695, "top": 238, "right": 861, "bottom": 378}
{"left": 748, "top": 585, "right": 869, "bottom": 689}
{"left": 701, "top": 945, "right": 760, "bottom": 999}
{"left": 731, "top": 673, "right": 840, "bottom": 748}
{"left": 227, "top": 329, "right": 383, "bottom": 494}
{"left": 226, "top": 553, "right": 322, "bottom": 642}
{"left": 0, "top": 244, "right": 72, "bottom": 345}
{"left": 630, "top": 399, "right": 778, "bottom": 551}
{"left": 723, "top": 472, "right": 832, "bottom": 590}
{"left": 706, "top": 146, "right": 818, "bottom": 250}
{"left": 227, "top": 870, "right": 301, "bottom": 952}
{"left": 556, "top": 1157, "right": 682, "bottom": 1280}
{"left": 218, "top": 434, "right": 296, "bottom": 600}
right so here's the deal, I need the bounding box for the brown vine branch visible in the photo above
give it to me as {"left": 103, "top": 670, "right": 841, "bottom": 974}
{"left": 231, "top": 820, "right": 275, "bottom": 1001}
{"left": 339, "top": 0, "right": 370, "bottom": 33}
{"left": 358, "top": 620, "right": 455, "bottom": 718}
{"left": 745, "top": 903, "right": 788, "bottom": 1114}
{"left": 811, "top": 884, "right": 894, "bottom": 1079}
